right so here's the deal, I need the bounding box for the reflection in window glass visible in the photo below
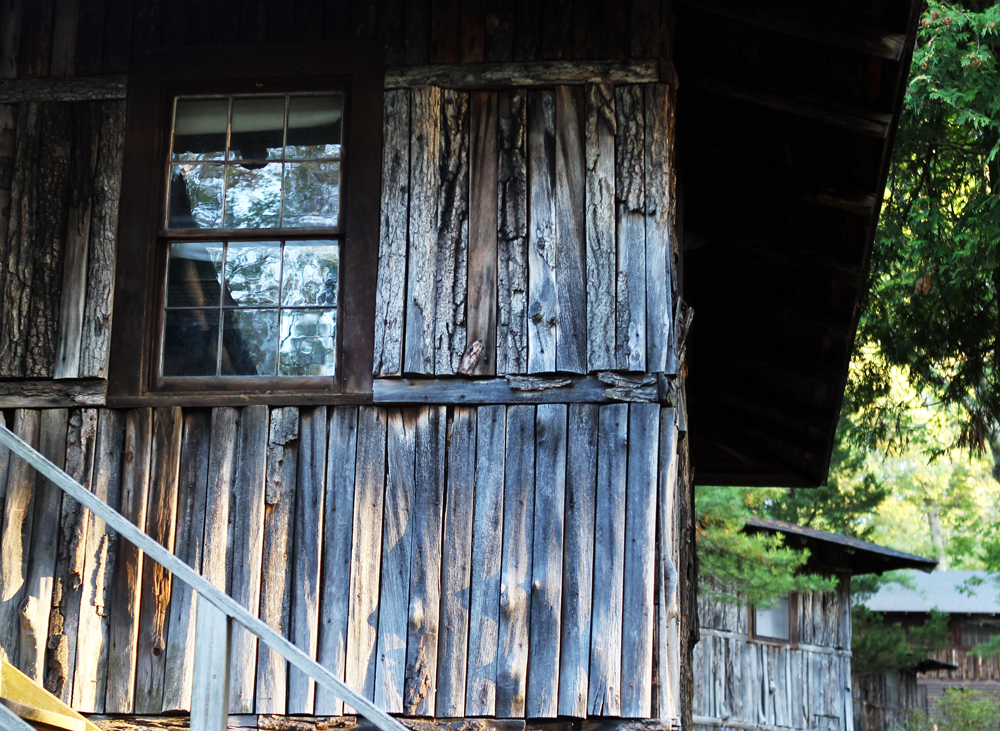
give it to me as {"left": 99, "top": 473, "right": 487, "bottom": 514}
{"left": 755, "top": 596, "right": 791, "bottom": 641}
{"left": 282, "top": 242, "right": 338, "bottom": 306}
{"left": 172, "top": 98, "right": 229, "bottom": 161}
{"left": 230, "top": 97, "right": 285, "bottom": 161}
{"left": 224, "top": 163, "right": 282, "bottom": 229}
{"left": 222, "top": 309, "right": 279, "bottom": 376}
{"left": 168, "top": 164, "right": 225, "bottom": 229}
{"left": 162, "top": 309, "right": 220, "bottom": 376}
{"left": 279, "top": 309, "right": 336, "bottom": 376}
{"left": 286, "top": 95, "right": 342, "bottom": 158}
{"left": 282, "top": 161, "right": 340, "bottom": 227}
{"left": 224, "top": 242, "right": 280, "bottom": 305}
{"left": 166, "top": 243, "right": 224, "bottom": 308}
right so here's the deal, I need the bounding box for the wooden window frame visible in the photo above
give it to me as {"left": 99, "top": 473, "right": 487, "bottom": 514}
{"left": 749, "top": 592, "right": 799, "bottom": 646}
{"left": 108, "top": 40, "right": 383, "bottom": 407}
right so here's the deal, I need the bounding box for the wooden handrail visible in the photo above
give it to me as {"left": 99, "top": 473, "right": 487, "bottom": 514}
{"left": 0, "top": 423, "right": 409, "bottom": 731}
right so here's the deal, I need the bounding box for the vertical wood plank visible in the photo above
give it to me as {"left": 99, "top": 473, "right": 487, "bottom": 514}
{"left": 542, "top": 0, "right": 571, "bottom": 59}
{"left": 630, "top": 0, "right": 660, "bottom": 57}
{"left": 79, "top": 100, "right": 125, "bottom": 379}
{"left": 45, "top": 408, "right": 97, "bottom": 702}
{"left": 558, "top": 403, "right": 597, "bottom": 718}
{"left": 585, "top": 84, "right": 616, "bottom": 372}
{"left": 588, "top": 403, "right": 627, "bottom": 715}
{"left": 287, "top": 406, "right": 327, "bottom": 714}
{"left": 526, "top": 90, "right": 556, "bottom": 374}
{"left": 644, "top": 84, "right": 674, "bottom": 373}
{"left": 161, "top": 410, "right": 211, "bottom": 712}
{"left": 72, "top": 408, "right": 125, "bottom": 713}
{"left": 484, "top": 0, "right": 513, "bottom": 62}
{"left": 513, "top": 0, "right": 541, "bottom": 61}
{"left": 460, "top": 0, "right": 485, "bottom": 62}
{"left": 526, "top": 403, "right": 566, "bottom": 718}
{"left": 201, "top": 407, "right": 236, "bottom": 598}
{"left": 615, "top": 86, "right": 645, "bottom": 372}
{"left": 104, "top": 408, "right": 153, "bottom": 714}
{"left": 227, "top": 404, "right": 269, "bottom": 714}
{"left": 0, "top": 0, "right": 24, "bottom": 78}
{"left": 437, "top": 406, "right": 477, "bottom": 716}
{"left": 100, "top": 0, "right": 132, "bottom": 72}
{"left": 620, "top": 402, "right": 659, "bottom": 717}
{"left": 54, "top": 102, "right": 100, "bottom": 379}
{"left": 374, "top": 409, "right": 416, "bottom": 713}
{"left": 345, "top": 406, "right": 387, "bottom": 705}
{"left": 315, "top": 406, "right": 359, "bottom": 716}
{"left": 17, "top": 408, "right": 67, "bottom": 680}
{"left": 465, "top": 404, "right": 505, "bottom": 716}
{"left": 554, "top": 86, "right": 586, "bottom": 373}
{"left": 404, "top": 0, "right": 431, "bottom": 64}
{"left": 73, "top": 0, "right": 104, "bottom": 76}
{"left": 602, "top": 0, "right": 629, "bottom": 60}
{"left": 255, "top": 407, "right": 299, "bottom": 715}
{"left": 404, "top": 405, "right": 447, "bottom": 716}
{"left": 404, "top": 86, "right": 442, "bottom": 376}
{"left": 0, "top": 103, "right": 16, "bottom": 255}
{"left": 435, "top": 89, "right": 470, "bottom": 375}
{"left": 496, "top": 404, "right": 534, "bottom": 718}
{"left": 373, "top": 89, "right": 410, "bottom": 378}
{"left": 380, "top": 0, "right": 404, "bottom": 63}
{"left": 18, "top": 0, "right": 54, "bottom": 78}
{"left": 656, "top": 408, "right": 680, "bottom": 722}
{"left": 572, "top": 0, "right": 601, "bottom": 59}
{"left": 496, "top": 89, "right": 528, "bottom": 375}
{"left": 466, "top": 91, "right": 498, "bottom": 376}
{"left": 190, "top": 598, "right": 231, "bottom": 731}
{"left": 431, "top": 0, "right": 461, "bottom": 63}
{"left": 134, "top": 406, "right": 184, "bottom": 714}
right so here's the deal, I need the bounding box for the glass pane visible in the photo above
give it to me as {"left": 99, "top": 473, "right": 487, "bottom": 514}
{"left": 230, "top": 97, "right": 285, "bottom": 162}
{"left": 162, "top": 309, "right": 220, "bottom": 376}
{"left": 167, "top": 242, "right": 224, "bottom": 307}
{"left": 281, "top": 161, "right": 339, "bottom": 228}
{"left": 168, "top": 163, "right": 225, "bottom": 229}
{"left": 172, "top": 98, "right": 229, "bottom": 161}
{"left": 279, "top": 309, "right": 336, "bottom": 376}
{"left": 755, "top": 596, "right": 790, "bottom": 640}
{"left": 221, "top": 309, "right": 279, "bottom": 376}
{"left": 224, "top": 242, "right": 280, "bottom": 306}
{"left": 286, "top": 95, "right": 343, "bottom": 159}
{"left": 282, "top": 242, "right": 338, "bottom": 306}
{"left": 224, "top": 162, "right": 282, "bottom": 229}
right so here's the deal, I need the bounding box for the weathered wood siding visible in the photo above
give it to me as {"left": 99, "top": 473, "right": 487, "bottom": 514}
{"left": 0, "top": 402, "right": 684, "bottom": 722}
{"left": 693, "top": 582, "right": 855, "bottom": 731}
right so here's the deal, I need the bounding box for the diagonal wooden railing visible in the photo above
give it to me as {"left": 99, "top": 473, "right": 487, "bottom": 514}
{"left": 0, "top": 422, "right": 409, "bottom": 731}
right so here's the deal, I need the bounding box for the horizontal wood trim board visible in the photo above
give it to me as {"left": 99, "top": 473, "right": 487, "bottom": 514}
{"left": 0, "top": 77, "right": 128, "bottom": 102}
{"left": 385, "top": 60, "right": 660, "bottom": 88}
{"left": 87, "top": 718, "right": 675, "bottom": 731}
{"left": 372, "top": 375, "right": 661, "bottom": 404}
{"left": 0, "top": 379, "right": 107, "bottom": 407}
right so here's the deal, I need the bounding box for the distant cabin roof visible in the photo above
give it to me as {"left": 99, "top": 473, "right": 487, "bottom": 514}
{"left": 862, "top": 570, "right": 1000, "bottom": 614}
{"left": 745, "top": 517, "right": 938, "bottom": 576}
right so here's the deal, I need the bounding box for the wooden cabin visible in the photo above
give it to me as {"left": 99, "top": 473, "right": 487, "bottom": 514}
{"left": 692, "top": 519, "right": 936, "bottom": 731}
{"left": 0, "top": 1, "right": 920, "bottom": 730}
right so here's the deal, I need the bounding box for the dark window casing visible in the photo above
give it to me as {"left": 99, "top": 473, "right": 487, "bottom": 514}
{"left": 108, "top": 41, "right": 383, "bottom": 406}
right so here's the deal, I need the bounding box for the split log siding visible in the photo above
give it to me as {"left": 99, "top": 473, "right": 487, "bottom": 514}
{"left": 0, "top": 402, "right": 683, "bottom": 723}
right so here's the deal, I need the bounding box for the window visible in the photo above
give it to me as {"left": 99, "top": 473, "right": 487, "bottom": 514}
{"left": 751, "top": 594, "right": 796, "bottom": 644}
{"left": 108, "top": 41, "right": 382, "bottom": 404}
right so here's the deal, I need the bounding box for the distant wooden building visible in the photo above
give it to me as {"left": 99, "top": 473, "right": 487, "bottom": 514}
{"left": 0, "top": 0, "right": 920, "bottom": 730}
{"left": 692, "top": 518, "right": 935, "bottom": 731}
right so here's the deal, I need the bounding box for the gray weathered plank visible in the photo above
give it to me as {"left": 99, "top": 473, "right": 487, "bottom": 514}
{"left": 134, "top": 407, "right": 184, "bottom": 714}
{"left": 558, "top": 403, "right": 598, "bottom": 718}
{"left": 620, "top": 403, "right": 660, "bottom": 717}
{"left": 655, "top": 408, "right": 679, "bottom": 722}
{"left": 526, "top": 403, "right": 567, "bottom": 717}
{"left": 525, "top": 90, "right": 556, "bottom": 373}
{"left": 404, "top": 406, "right": 447, "bottom": 716}
{"left": 190, "top": 597, "right": 231, "bottom": 731}
{"left": 643, "top": 84, "right": 674, "bottom": 373}
{"left": 0, "top": 76, "right": 127, "bottom": 102}
{"left": 384, "top": 60, "right": 659, "bottom": 88}
{"left": 585, "top": 84, "right": 616, "bottom": 372}
{"left": 588, "top": 403, "right": 627, "bottom": 715}
{"left": 614, "top": 86, "right": 645, "bottom": 372}
{"left": 0, "top": 104, "right": 15, "bottom": 253}
{"left": 553, "top": 86, "right": 586, "bottom": 373}
{"left": 465, "top": 404, "right": 506, "bottom": 716}
{"left": 373, "top": 89, "right": 410, "bottom": 378}
{"left": 79, "top": 100, "right": 125, "bottom": 379}
{"left": 434, "top": 89, "right": 470, "bottom": 375}
{"left": 403, "top": 86, "right": 442, "bottom": 375}
{"left": 496, "top": 404, "right": 535, "bottom": 717}
{"left": 255, "top": 407, "right": 299, "bottom": 714}
{"left": 496, "top": 89, "right": 528, "bottom": 375}
{"left": 228, "top": 404, "right": 269, "bottom": 714}
{"left": 373, "top": 374, "right": 658, "bottom": 404}
{"left": 72, "top": 408, "right": 125, "bottom": 713}
{"left": 466, "top": 91, "right": 498, "bottom": 376}
{"left": 345, "top": 406, "right": 388, "bottom": 706}
{"left": 315, "top": 406, "right": 360, "bottom": 716}
{"left": 288, "top": 406, "right": 327, "bottom": 714}
{"left": 436, "top": 406, "right": 477, "bottom": 716}
{"left": 201, "top": 409, "right": 237, "bottom": 623}
{"left": 0, "top": 378, "right": 106, "bottom": 408}
{"left": 374, "top": 409, "right": 416, "bottom": 714}
{"left": 105, "top": 408, "right": 153, "bottom": 713}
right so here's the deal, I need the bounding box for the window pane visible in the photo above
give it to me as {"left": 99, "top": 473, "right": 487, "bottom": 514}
{"left": 230, "top": 97, "right": 285, "bottom": 162}
{"left": 279, "top": 309, "right": 336, "bottom": 376}
{"left": 221, "top": 309, "right": 279, "bottom": 376}
{"left": 224, "top": 242, "right": 280, "bottom": 306}
{"left": 162, "top": 309, "right": 220, "bottom": 376}
{"left": 224, "top": 162, "right": 282, "bottom": 228}
{"left": 755, "top": 596, "right": 790, "bottom": 640}
{"left": 167, "top": 242, "right": 224, "bottom": 307}
{"left": 286, "top": 95, "right": 343, "bottom": 159}
{"left": 172, "top": 98, "right": 229, "bottom": 161}
{"left": 281, "top": 161, "right": 339, "bottom": 227}
{"left": 168, "top": 164, "right": 225, "bottom": 229}
{"left": 282, "top": 242, "right": 338, "bottom": 306}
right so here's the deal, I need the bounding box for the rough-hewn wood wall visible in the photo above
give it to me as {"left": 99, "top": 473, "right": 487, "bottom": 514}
{"left": 692, "top": 584, "right": 855, "bottom": 731}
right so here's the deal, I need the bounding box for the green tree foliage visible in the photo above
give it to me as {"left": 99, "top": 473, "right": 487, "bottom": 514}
{"left": 935, "top": 688, "right": 1000, "bottom": 731}
{"left": 851, "top": 606, "right": 950, "bottom": 674}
